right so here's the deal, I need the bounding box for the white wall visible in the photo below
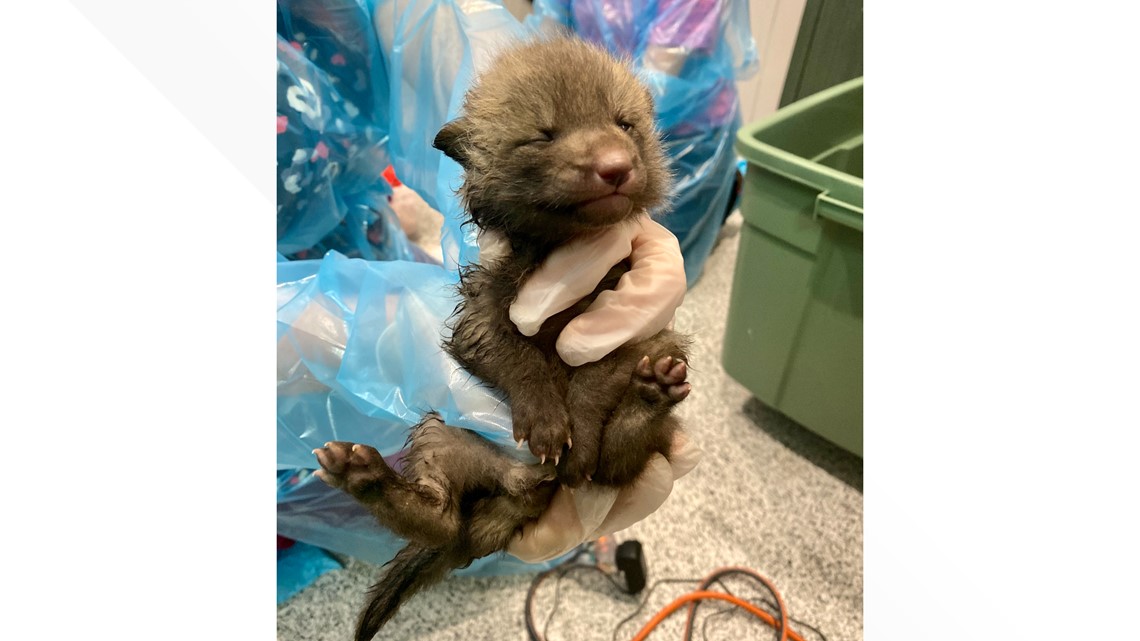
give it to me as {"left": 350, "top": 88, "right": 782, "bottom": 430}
{"left": 736, "top": 0, "right": 806, "bottom": 124}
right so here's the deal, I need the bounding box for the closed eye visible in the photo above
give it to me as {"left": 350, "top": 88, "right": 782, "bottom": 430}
{"left": 517, "top": 129, "right": 555, "bottom": 147}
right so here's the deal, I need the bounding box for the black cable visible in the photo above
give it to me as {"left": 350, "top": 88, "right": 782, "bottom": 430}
{"left": 537, "top": 557, "right": 649, "bottom": 641}
{"left": 703, "top": 576, "right": 828, "bottom": 641}
{"left": 530, "top": 562, "right": 828, "bottom": 641}
{"left": 700, "top": 580, "right": 752, "bottom": 641}
{"left": 541, "top": 569, "right": 569, "bottom": 640}
{"left": 541, "top": 569, "right": 570, "bottom": 641}
{"left": 785, "top": 615, "right": 828, "bottom": 641}
{"left": 610, "top": 578, "right": 707, "bottom": 641}
{"left": 525, "top": 566, "right": 560, "bottom": 641}
{"left": 681, "top": 569, "right": 787, "bottom": 641}
{"left": 542, "top": 564, "right": 607, "bottom": 641}
{"left": 700, "top": 604, "right": 739, "bottom": 641}
{"left": 711, "top": 579, "right": 736, "bottom": 597}
{"left": 723, "top": 576, "right": 786, "bottom": 641}
{"left": 524, "top": 546, "right": 594, "bottom": 641}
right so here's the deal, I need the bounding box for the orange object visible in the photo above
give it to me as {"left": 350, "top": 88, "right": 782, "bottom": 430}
{"left": 382, "top": 165, "right": 402, "bottom": 187}
{"left": 629, "top": 590, "right": 802, "bottom": 641}
{"left": 681, "top": 566, "right": 792, "bottom": 641}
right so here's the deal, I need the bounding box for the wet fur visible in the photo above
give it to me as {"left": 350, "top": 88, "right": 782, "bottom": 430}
{"left": 314, "top": 416, "right": 557, "bottom": 639}
{"left": 315, "top": 37, "right": 692, "bottom": 640}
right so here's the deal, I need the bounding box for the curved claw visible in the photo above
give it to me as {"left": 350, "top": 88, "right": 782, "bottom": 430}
{"left": 668, "top": 382, "right": 692, "bottom": 402}
{"left": 636, "top": 355, "right": 653, "bottom": 378}
{"left": 665, "top": 360, "right": 687, "bottom": 385}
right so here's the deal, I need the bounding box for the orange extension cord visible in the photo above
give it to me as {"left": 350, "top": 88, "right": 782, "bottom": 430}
{"left": 629, "top": 566, "right": 806, "bottom": 641}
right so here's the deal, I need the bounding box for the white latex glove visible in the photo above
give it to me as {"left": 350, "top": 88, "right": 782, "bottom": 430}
{"left": 507, "top": 432, "right": 701, "bottom": 563}
{"left": 494, "top": 213, "right": 688, "bottom": 367}
{"left": 479, "top": 213, "right": 697, "bottom": 562}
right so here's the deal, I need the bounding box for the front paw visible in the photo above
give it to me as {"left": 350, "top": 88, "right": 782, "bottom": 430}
{"left": 313, "top": 441, "right": 391, "bottom": 496}
{"left": 513, "top": 402, "right": 571, "bottom": 465}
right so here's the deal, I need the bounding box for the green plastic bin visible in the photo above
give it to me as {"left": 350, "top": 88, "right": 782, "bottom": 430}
{"left": 724, "top": 77, "right": 863, "bottom": 456}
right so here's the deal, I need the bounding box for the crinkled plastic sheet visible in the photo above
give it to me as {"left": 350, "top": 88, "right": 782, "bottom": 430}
{"left": 278, "top": 0, "right": 572, "bottom": 575}
{"left": 528, "top": 0, "right": 758, "bottom": 284}
{"left": 277, "top": 251, "right": 564, "bottom": 572}
{"left": 277, "top": 0, "right": 418, "bottom": 262}
{"left": 371, "top": 0, "right": 528, "bottom": 271}
{"left": 277, "top": 253, "right": 517, "bottom": 466}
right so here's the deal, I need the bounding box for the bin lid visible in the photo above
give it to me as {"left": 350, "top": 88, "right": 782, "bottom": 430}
{"left": 735, "top": 77, "right": 863, "bottom": 228}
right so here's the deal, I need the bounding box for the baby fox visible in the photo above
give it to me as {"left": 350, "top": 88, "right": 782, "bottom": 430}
{"left": 315, "top": 36, "right": 691, "bottom": 640}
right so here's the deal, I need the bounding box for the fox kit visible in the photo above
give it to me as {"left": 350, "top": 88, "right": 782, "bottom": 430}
{"left": 315, "top": 36, "right": 692, "bottom": 640}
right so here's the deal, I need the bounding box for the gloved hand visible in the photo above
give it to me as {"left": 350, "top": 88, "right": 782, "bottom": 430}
{"left": 479, "top": 214, "right": 700, "bottom": 563}
{"left": 481, "top": 213, "right": 688, "bottom": 367}
{"left": 508, "top": 432, "right": 701, "bottom": 563}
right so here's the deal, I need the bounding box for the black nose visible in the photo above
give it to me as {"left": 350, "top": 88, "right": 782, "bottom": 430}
{"left": 595, "top": 151, "right": 633, "bottom": 187}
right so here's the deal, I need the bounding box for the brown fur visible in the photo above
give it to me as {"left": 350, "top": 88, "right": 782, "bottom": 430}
{"left": 315, "top": 36, "right": 692, "bottom": 640}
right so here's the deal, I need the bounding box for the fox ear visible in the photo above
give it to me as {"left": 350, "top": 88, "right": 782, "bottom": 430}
{"left": 433, "top": 117, "right": 472, "bottom": 168}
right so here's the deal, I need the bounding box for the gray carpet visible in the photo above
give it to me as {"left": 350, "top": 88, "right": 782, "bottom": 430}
{"left": 277, "top": 212, "right": 864, "bottom": 641}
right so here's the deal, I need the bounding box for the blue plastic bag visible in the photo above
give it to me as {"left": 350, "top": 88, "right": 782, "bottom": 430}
{"left": 370, "top": 0, "right": 528, "bottom": 271}
{"left": 277, "top": 250, "right": 571, "bottom": 572}
{"left": 277, "top": 530, "right": 343, "bottom": 604}
{"left": 527, "top": 0, "right": 758, "bottom": 284}
{"left": 277, "top": 253, "right": 517, "bottom": 468}
{"left": 277, "top": 0, "right": 420, "bottom": 263}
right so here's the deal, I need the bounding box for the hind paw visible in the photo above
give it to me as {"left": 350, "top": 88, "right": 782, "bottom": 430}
{"left": 557, "top": 445, "right": 597, "bottom": 488}
{"left": 632, "top": 355, "right": 691, "bottom": 406}
{"left": 313, "top": 441, "right": 392, "bottom": 494}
